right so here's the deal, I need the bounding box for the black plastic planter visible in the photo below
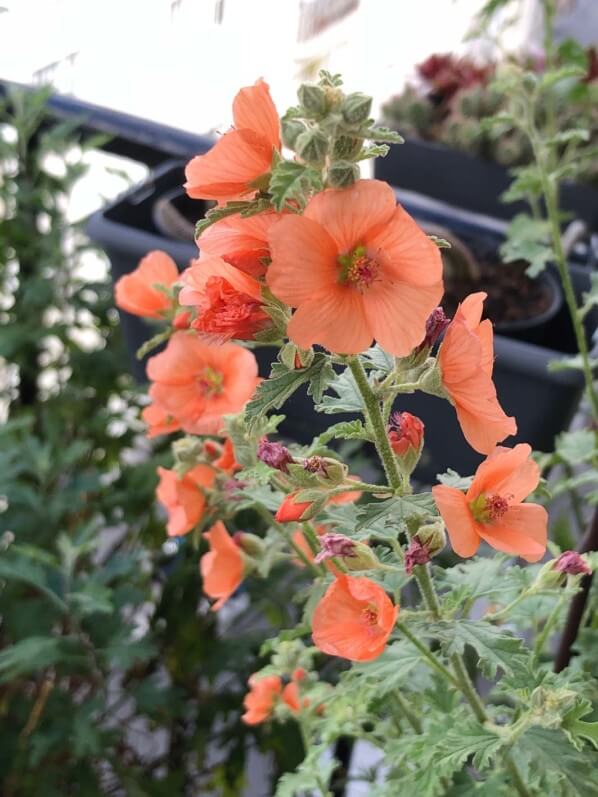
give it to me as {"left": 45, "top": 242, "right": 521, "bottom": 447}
{"left": 375, "top": 138, "right": 598, "bottom": 233}
{"left": 88, "top": 162, "right": 597, "bottom": 481}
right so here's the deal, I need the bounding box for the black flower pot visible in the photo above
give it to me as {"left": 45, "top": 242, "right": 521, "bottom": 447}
{"left": 375, "top": 138, "right": 598, "bottom": 234}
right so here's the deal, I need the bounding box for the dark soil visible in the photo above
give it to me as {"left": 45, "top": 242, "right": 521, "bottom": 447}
{"left": 442, "top": 259, "right": 554, "bottom": 327}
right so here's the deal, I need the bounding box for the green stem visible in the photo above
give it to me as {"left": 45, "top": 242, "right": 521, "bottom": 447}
{"left": 450, "top": 653, "right": 487, "bottom": 724}
{"left": 391, "top": 691, "right": 422, "bottom": 733}
{"left": 533, "top": 593, "right": 566, "bottom": 662}
{"left": 254, "top": 503, "right": 322, "bottom": 577}
{"left": 397, "top": 621, "right": 460, "bottom": 688}
{"left": 347, "top": 356, "right": 404, "bottom": 492}
{"left": 485, "top": 590, "right": 536, "bottom": 623}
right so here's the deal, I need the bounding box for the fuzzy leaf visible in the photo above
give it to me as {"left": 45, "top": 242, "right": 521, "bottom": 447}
{"left": 315, "top": 368, "right": 363, "bottom": 414}
{"left": 556, "top": 429, "right": 596, "bottom": 466}
{"left": 431, "top": 619, "right": 529, "bottom": 678}
{"left": 512, "top": 728, "right": 598, "bottom": 796}
{"left": 0, "top": 636, "right": 85, "bottom": 681}
{"left": 269, "top": 161, "right": 323, "bottom": 212}
{"left": 346, "top": 640, "right": 423, "bottom": 693}
{"left": 317, "top": 419, "right": 372, "bottom": 445}
{"left": 355, "top": 493, "right": 435, "bottom": 531}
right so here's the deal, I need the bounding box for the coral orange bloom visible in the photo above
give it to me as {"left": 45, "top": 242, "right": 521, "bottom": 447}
{"left": 439, "top": 292, "right": 516, "bottom": 454}
{"left": 115, "top": 250, "right": 179, "bottom": 319}
{"left": 179, "top": 255, "right": 269, "bottom": 343}
{"left": 207, "top": 438, "right": 240, "bottom": 474}
{"left": 266, "top": 180, "right": 443, "bottom": 355}
{"left": 200, "top": 521, "right": 245, "bottom": 610}
{"left": 276, "top": 485, "right": 362, "bottom": 523}
{"left": 242, "top": 674, "right": 282, "bottom": 725}
{"left": 432, "top": 443, "right": 547, "bottom": 562}
{"left": 146, "top": 333, "right": 259, "bottom": 435}
{"left": 185, "top": 79, "right": 280, "bottom": 202}
{"left": 312, "top": 575, "right": 398, "bottom": 662}
{"left": 198, "top": 211, "right": 281, "bottom": 278}
{"left": 156, "top": 464, "right": 215, "bottom": 537}
{"left": 142, "top": 400, "right": 181, "bottom": 438}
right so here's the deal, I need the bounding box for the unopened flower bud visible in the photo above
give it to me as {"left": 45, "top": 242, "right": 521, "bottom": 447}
{"left": 554, "top": 551, "right": 591, "bottom": 576}
{"left": 275, "top": 492, "right": 314, "bottom": 523}
{"left": 234, "top": 532, "right": 265, "bottom": 558}
{"left": 172, "top": 436, "right": 204, "bottom": 467}
{"left": 327, "top": 160, "right": 359, "bottom": 188}
{"left": 298, "top": 83, "right": 328, "bottom": 117}
{"left": 415, "top": 521, "right": 446, "bottom": 558}
{"left": 295, "top": 128, "right": 328, "bottom": 165}
{"left": 388, "top": 412, "right": 424, "bottom": 475}
{"left": 314, "top": 533, "right": 379, "bottom": 571}
{"left": 333, "top": 135, "right": 363, "bottom": 160}
{"left": 282, "top": 118, "right": 308, "bottom": 149}
{"left": 420, "top": 307, "right": 450, "bottom": 350}
{"left": 258, "top": 439, "right": 294, "bottom": 473}
{"left": 341, "top": 92, "right": 373, "bottom": 125}
{"left": 173, "top": 309, "right": 192, "bottom": 330}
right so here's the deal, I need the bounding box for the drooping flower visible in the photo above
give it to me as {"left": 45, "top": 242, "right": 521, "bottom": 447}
{"left": 266, "top": 180, "right": 443, "bottom": 355}
{"left": 115, "top": 250, "right": 179, "bottom": 319}
{"left": 438, "top": 292, "right": 516, "bottom": 454}
{"left": 257, "top": 439, "right": 294, "bottom": 473}
{"left": 200, "top": 521, "right": 245, "bottom": 610}
{"left": 432, "top": 443, "right": 547, "bottom": 562}
{"left": 146, "top": 333, "right": 259, "bottom": 435}
{"left": 241, "top": 674, "right": 282, "bottom": 725}
{"left": 553, "top": 551, "right": 591, "bottom": 576}
{"left": 142, "top": 400, "right": 181, "bottom": 438}
{"left": 179, "top": 255, "right": 270, "bottom": 343}
{"left": 185, "top": 79, "right": 280, "bottom": 202}
{"left": 202, "top": 438, "right": 240, "bottom": 473}
{"left": 281, "top": 669, "right": 309, "bottom": 714}
{"left": 312, "top": 575, "right": 398, "bottom": 662}
{"left": 156, "top": 464, "right": 215, "bottom": 537}
{"left": 198, "top": 211, "right": 281, "bottom": 278}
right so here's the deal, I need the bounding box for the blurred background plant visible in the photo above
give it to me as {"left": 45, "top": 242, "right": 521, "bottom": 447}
{"left": 0, "top": 88, "right": 304, "bottom": 796}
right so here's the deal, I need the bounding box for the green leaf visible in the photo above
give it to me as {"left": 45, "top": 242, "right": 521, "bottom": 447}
{"left": 68, "top": 582, "right": 113, "bottom": 616}
{"left": 245, "top": 353, "right": 331, "bottom": 426}
{"left": 269, "top": 161, "right": 323, "bottom": 212}
{"left": 513, "top": 728, "right": 598, "bottom": 796}
{"left": 355, "top": 493, "right": 435, "bottom": 531}
{"left": 315, "top": 368, "right": 363, "bottom": 414}
{"left": 436, "top": 468, "right": 473, "bottom": 490}
{"left": 275, "top": 746, "right": 334, "bottom": 797}
{"left": 548, "top": 353, "right": 598, "bottom": 373}
{"left": 316, "top": 419, "right": 373, "bottom": 445}
{"left": 500, "top": 214, "right": 553, "bottom": 278}
{"left": 0, "top": 636, "right": 85, "bottom": 681}
{"left": 556, "top": 429, "right": 596, "bottom": 466}
{"left": 431, "top": 619, "right": 529, "bottom": 679}
{"left": 438, "top": 721, "right": 505, "bottom": 770}
{"left": 359, "top": 125, "right": 404, "bottom": 144}
{"left": 346, "top": 640, "right": 423, "bottom": 693}
{"left": 562, "top": 699, "right": 598, "bottom": 751}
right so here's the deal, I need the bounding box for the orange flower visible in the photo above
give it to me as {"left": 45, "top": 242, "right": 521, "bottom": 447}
{"left": 146, "top": 332, "right": 259, "bottom": 435}
{"left": 156, "top": 464, "right": 215, "bottom": 537}
{"left": 198, "top": 211, "right": 281, "bottom": 278}
{"left": 276, "top": 486, "right": 362, "bottom": 523}
{"left": 142, "top": 400, "right": 181, "bottom": 438}
{"left": 204, "top": 438, "right": 240, "bottom": 473}
{"left": 115, "top": 250, "right": 179, "bottom": 319}
{"left": 432, "top": 443, "right": 547, "bottom": 562}
{"left": 242, "top": 674, "right": 282, "bottom": 725}
{"left": 266, "top": 180, "right": 443, "bottom": 355}
{"left": 185, "top": 79, "right": 280, "bottom": 202}
{"left": 179, "top": 255, "right": 269, "bottom": 343}
{"left": 200, "top": 521, "right": 245, "bottom": 610}
{"left": 439, "top": 292, "right": 516, "bottom": 454}
{"left": 312, "top": 575, "right": 398, "bottom": 662}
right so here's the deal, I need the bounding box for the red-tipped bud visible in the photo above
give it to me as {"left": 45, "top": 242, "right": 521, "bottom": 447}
{"left": 418, "top": 307, "right": 450, "bottom": 352}
{"left": 258, "top": 439, "right": 294, "bottom": 474}
{"left": 553, "top": 551, "right": 591, "bottom": 576}
{"left": 292, "top": 667, "right": 307, "bottom": 682}
{"left": 388, "top": 412, "right": 424, "bottom": 475}
{"left": 314, "top": 533, "right": 379, "bottom": 570}
{"left": 275, "top": 493, "right": 313, "bottom": 523}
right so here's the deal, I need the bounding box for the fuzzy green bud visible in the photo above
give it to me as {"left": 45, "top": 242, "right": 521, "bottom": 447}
{"left": 282, "top": 117, "right": 308, "bottom": 149}
{"left": 295, "top": 128, "right": 328, "bottom": 165}
{"left": 333, "top": 135, "right": 363, "bottom": 160}
{"left": 235, "top": 532, "right": 265, "bottom": 558}
{"left": 298, "top": 83, "right": 328, "bottom": 117}
{"left": 315, "top": 533, "right": 380, "bottom": 571}
{"left": 341, "top": 92, "right": 373, "bottom": 125}
{"left": 327, "top": 160, "right": 359, "bottom": 188}
{"left": 415, "top": 521, "right": 446, "bottom": 557}
{"left": 172, "top": 436, "right": 203, "bottom": 469}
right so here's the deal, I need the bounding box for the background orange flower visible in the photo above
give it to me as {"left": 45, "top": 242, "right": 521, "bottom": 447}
{"left": 146, "top": 333, "right": 259, "bottom": 434}
{"left": 156, "top": 464, "right": 215, "bottom": 537}
{"left": 185, "top": 79, "right": 280, "bottom": 202}
{"left": 432, "top": 443, "right": 547, "bottom": 562}
{"left": 115, "top": 250, "right": 179, "bottom": 319}
{"left": 179, "top": 254, "right": 269, "bottom": 342}
{"left": 200, "top": 521, "right": 245, "bottom": 610}
{"left": 266, "top": 179, "right": 443, "bottom": 355}
{"left": 312, "top": 574, "right": 398, "bottom": 662}
{"left": 241, "top": 674, "right": 282, "bottom": 725}
{"left": 439, "top": 292, "right": 516, "bottom": 454}
{"left": 198, "top": 211, "right": 281, "bottom": 278}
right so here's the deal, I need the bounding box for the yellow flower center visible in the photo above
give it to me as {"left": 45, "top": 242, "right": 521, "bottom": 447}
{"left": 338, "top": 245, "right": 380, "bottom": 291}
{"left": 197, "top": 366, "right": 224, "bottom": 396}
{"left": 362, "top": 604, "right": 379, "bottom": 625}
{"left": 469, "top": 493, "right": 511, "bottom": 524}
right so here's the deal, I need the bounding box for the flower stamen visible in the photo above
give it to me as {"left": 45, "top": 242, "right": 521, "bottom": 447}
{"left": 338, "top": 245, "right": 380, "bottom": 291}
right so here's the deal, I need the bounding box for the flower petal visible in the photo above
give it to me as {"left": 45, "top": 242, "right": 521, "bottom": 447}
{"left": 304, "top": 180, "right": 396, "bottom": 253}
{"left": 478, "top": 503, "right": 547, "bottom": 562}
{"left": 232, "top": 79, "right": 280, "bottom": 151}
{"left": 469, "top": 443, "right": 538, "bottom": 503}
{"left": 287, "top": 289, "right": 372, "bottom": 354}
{"left": 432, "top": 485, "right": 480, "bottom": 558}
